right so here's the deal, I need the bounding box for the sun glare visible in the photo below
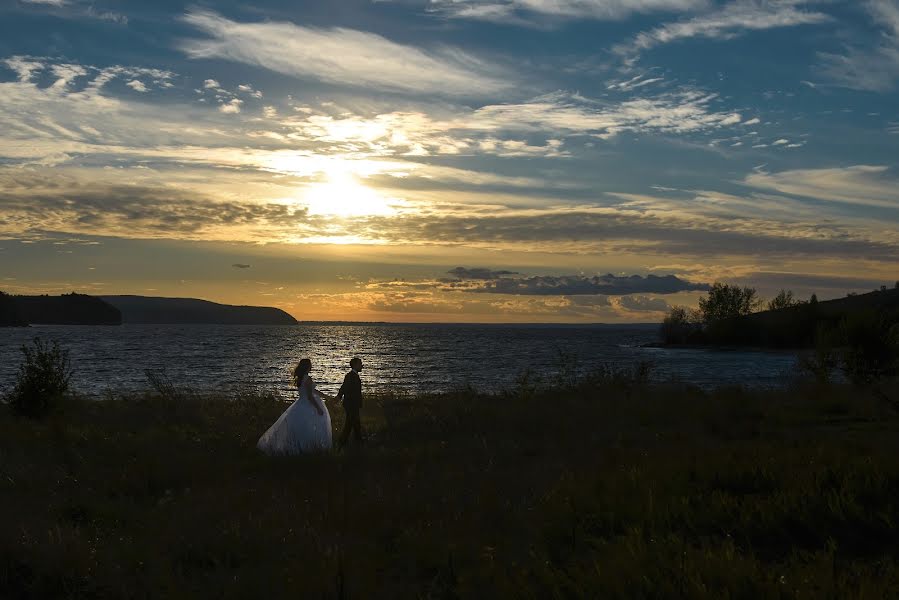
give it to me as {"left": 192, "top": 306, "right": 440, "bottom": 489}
{"left": 303, "top": 165, "right": 397, "bottom": 217}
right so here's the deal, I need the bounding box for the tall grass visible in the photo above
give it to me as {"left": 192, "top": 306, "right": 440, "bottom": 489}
{"left": 2, "top": 375, "right": 899, "bottom": 598}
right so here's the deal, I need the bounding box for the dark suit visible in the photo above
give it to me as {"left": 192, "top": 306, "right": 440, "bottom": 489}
{"left": 336, "top": 369, "right": 363, "bottom": 447}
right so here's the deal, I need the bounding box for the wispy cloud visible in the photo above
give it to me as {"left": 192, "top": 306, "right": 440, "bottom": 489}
{"left": 17, "top": 0, "right": 127, "bottom": 24}
{"left": 615, "top": 0, "right": 832, "bottom": 64}
{"left": 427, "top": 0, "right": 708, "bottom": 22}
{"left": 819, "top": 0, "right": 899, "bottom": 91}
{"left": 179, "top": 10, "right": 511, "bottom": 97}
{"left": 467, "top": 89, "right": 742, "bottom": 138}
{"left": 263, "top": 87, "right": 743, "bottom": 159}
{"left": 744, "top": 165, "right": 899, "bottom": 208}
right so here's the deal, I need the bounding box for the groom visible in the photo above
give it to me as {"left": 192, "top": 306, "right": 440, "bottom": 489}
{"left": 336, "top": 357, "right": 364, "bottom": 448}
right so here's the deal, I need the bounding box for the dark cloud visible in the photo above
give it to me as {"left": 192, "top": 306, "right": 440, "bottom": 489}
{"left": 458, "top": 272, "right": 709, "bottom": 296}
{"left": 616, "top": 295, "right": 671, "bottom": 312}
{"left": 358, "top": 211, "right": 899, "bottom": 261}
{"left": 0, "top": 183, "right": 308, "bottom": 239}
{"left": 232, "top": 263, "right": 251, "bottom": 269}
{"left": 446, "top": 266, "right": 519, "bottom": 280}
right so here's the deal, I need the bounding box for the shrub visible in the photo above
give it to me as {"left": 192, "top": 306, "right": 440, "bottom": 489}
{"left": 5, "top": 338, "right": 73, "bottom": 418}
{"left": 838, "top": 311, "right": 899, "bottom": 386}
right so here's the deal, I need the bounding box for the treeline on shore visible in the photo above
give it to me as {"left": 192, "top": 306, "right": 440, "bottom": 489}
{"left": 661, "top": 283, "right": 899, "bottom": 382}
{"left": 3, "top": 338, "right": 899, "bottom": 597}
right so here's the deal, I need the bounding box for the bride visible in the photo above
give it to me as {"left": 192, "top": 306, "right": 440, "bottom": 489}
{"left": 257, "top": 358, "right": 334, "bottom": 455}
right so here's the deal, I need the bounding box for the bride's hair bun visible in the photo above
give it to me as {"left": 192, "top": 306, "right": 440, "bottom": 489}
{"left": 293, "top": 358, "right": 312, "bottom": 387}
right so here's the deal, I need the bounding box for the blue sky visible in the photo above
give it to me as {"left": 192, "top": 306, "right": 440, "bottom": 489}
{"left": 0, "top": 0, "right": 897, "bottom": 321}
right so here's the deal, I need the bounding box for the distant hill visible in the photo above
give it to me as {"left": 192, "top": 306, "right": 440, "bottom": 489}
{"left": 9, "top": 293, "right": 122, "bottom": 326}
{"left": 693, "top": 287, "right": 899, "bottom": 349}
{"left": 101, "top": 296, "right": 297, "bottom": 325}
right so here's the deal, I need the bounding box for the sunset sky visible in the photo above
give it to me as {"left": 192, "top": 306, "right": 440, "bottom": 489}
{"left": 1, "top": 0, "right": 898, "bottom": 322}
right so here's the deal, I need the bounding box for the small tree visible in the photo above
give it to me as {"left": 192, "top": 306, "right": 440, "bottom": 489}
{"left": 5, "top": 338, "right": 73, "bottom": 418}
{"left": 767, "top": 289, "right": 797, "bottom": 311}
{"left": 698, "top": 283, "right": 762, "bottom": 324}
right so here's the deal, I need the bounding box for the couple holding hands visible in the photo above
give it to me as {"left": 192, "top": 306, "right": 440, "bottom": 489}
{"left": 257, "top": 357, "right": 364, "bottom": 455}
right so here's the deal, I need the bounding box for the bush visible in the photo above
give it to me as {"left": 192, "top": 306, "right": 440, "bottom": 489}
{"left": 4, "top": 338, "right": 73, "bottom": 418}
{"left": 838, "top": 311, "right": 899, "bottom": 386}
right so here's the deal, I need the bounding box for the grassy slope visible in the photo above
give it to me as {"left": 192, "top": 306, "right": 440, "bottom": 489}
{"left": 3, "top": 380, "right": 899, "bottom": 598}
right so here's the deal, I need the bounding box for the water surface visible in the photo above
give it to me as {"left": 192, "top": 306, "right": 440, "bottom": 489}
{"left": 0, "top": 323, "right": 800, "bottom": 397}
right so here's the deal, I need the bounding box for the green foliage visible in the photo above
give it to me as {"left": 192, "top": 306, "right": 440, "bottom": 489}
{"left": 4, "top": 338, "right": 73, "bottom": 418}
{"left": 766, "top": 289, "right": 799, "bottom": 311}
{"left": 2, "top": 380, "right": 899, "bottom": 598}
{"left": 698, "top": 282, "right": 762, "bottom": 323}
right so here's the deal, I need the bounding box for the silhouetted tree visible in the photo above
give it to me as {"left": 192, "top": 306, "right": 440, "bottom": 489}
{"left": 698, "top": 283, "right": 761, "bottom": 324}
{"left": 660, "top": 306, "right": 703, "bottom": 344}
{"left": 767, "top": 289, "right": 798, "bottom": 311}
{"left": 810, "top": 294, "right": 819, "bottom": 305}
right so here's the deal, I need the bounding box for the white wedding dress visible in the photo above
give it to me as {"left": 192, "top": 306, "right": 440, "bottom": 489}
{"left": 257, "top": 375, "right": 332, "bottom": 454}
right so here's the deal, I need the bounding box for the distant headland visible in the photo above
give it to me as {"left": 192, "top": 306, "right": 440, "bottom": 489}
{"left": 0, "top": 292, "right": 296, "bottom": 326}
{"left": 100, "top": 296, "right": 297, "bottom": 325}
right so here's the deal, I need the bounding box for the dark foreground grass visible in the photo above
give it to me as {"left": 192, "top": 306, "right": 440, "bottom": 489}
{"left": 3, "top": 378, "right": 899, "bottom": 599}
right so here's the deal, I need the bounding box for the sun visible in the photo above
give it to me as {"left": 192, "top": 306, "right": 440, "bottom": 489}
{"left": 303, "top": 164, "right": 396, "bottom": 217}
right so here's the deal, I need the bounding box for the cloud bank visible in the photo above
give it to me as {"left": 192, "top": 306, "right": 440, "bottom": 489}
{"left": 446, "top": 270, "right": 710, "bottom": 295}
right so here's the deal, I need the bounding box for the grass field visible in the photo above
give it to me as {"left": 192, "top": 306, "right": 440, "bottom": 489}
{"left": 3, "top": 374, "right": 899, "bottom": 598}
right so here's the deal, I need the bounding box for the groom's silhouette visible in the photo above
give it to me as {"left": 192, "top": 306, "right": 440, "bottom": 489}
{"left": 336, "top": 357, "right": 364, "bottom": 448}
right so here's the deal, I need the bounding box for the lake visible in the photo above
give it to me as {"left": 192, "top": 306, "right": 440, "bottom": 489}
{"left": 0, "top": 323, "right": 801, "bottom": 397}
